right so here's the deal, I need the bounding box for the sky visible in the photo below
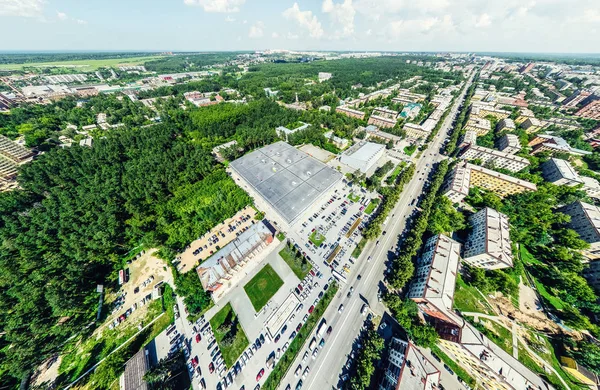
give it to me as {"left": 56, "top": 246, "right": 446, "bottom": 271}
{"left": 0, "top": 0, "right": 599, "bottom": 53}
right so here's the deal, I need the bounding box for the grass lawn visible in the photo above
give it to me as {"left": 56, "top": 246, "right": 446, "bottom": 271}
{"left": 404, "top": 144, "right": 417, "bottom": 156}
{"left": 453, "top": 276, "right": 494, "bottom": 315}
{"left": 520, "top": 245, "right": 543, "bottom": 265}
{"left": 276, "top": 232, "right": 286, "bottom": 241}
{"left": 279, "top": 245, "right": 312, "bottom": 279}
{"left": 533, "top": 277, "right": 565, "bottom": 310}
{"left": 352, "top": 237, "right": 367, "bottom": 258}
{"left": 243, "top": 264, "right": 284, "bottom": 311}
{"left": 472, "top": 318, "right": 513, "bottom": 354}
{"left": 364, "top": 198, "right": 380, "bottom": 215}
{"left": 348, "top": 193, "right": 361, "bottom": 202}
{"left": 0, "top": 56, "right": 162, "bottom": 71}
{"left": 386, "top": 164, "right": 405, "bottom": 184}
{"left": 309, "top": 231, "right": 326, "bottom": 246}
{"left": 209, "top": 303, "right": 249, "bottom": 368}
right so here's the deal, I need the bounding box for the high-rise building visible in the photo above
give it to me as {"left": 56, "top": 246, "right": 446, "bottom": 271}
{"left": 464, "top": 207, "right": 514, "bottom": 270}
{"left": 560, "top": 201, "right": 600, "bottom": 259}
{"left": 496, "top": 134, "right": 521, "bottom": 154}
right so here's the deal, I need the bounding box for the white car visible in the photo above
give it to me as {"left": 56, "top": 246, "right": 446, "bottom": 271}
{"left": 361, "top": 304, "right": 368, "bottom": 315}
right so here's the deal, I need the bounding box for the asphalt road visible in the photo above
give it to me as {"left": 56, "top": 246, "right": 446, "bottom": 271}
{"left": 280, "top": 71, "right": 476, "bottom": 390}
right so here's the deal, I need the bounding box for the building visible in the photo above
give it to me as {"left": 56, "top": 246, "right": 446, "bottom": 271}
{"left": 496, "top": 134, "right": 521, "bottom": 155}
{"left": 521, "top": 117, "right": 543, "bottom": 133}
{"left": 378, "top": 338, "right": 440, "bottom": 390}
{"left": 403, "top": 123, "right": 430, "bottom": 140}
{"left": 471, "top": 104, "right": 511, "bottom": 120}
{"left": 541, "top": 158, "right": 582, "bottom": 186}
{"left": 583, "top": 259, "right": 600, "bottom": 292}
{"left": 363, "top": 125, "right": 402, "bottom": 146}
{"left": 515, "top": 108, "right": 536, "bottom": 125}
{"left": 560, "top": 201, "right": 600, "bottom": 259}
{"left": 459, "top": 144, "right": 530, "bottom": 172}
{"left": 276, "top": 122, "right": 310, "bottom": 141}
{"left": 0, "top": 135, "right": 34, "bottom": 163}
{"left": 442, "top": 162, "right": 537, "bottom": 202}
{"left": 229, "top": 141, "right": 342, "bottom": 228}
{"left": 368, "top": 107, "right": 399, "bottom": 128}
{"left": 336, "top": 105, "right": 365, "bottom": 120}
{"left": 339, "top": 141, "right": 386, "bottom": 173}
{"left": 580, "top": 176, "right": 600, "bottom": 199}
{"left": 463, "top": 208, "right": 514, "bottom": 270}
{"left": 576, "top": 99, "right": 600, "bottom": 120}
{"left": 496, "top": 118, "right": 516, "bottom": 132}
{"left": 45, "top": 74, "right": 87, "bottom": 84}
{"left": 562, "top": 90, "right": 592, "bottom": 108}
{"left": 392, "top": 89, "right": 427, "bottom": 105}
{"left": 318, "top": 72, "right": 332, "bottom": 82}
{"left": 520, "top": 62, "right": 535, "bottom": 73}
{"left": 119, "top": 348, "right": 149, "bottom": 390}
{"left": 529, "top": 134, "right": 592, "bottom": 156}
{"left": 323, "top": 131, "right": 349, "bottom": 149}
{"left": 399, "top": 103, "right": 422, "bottom": 120}
{"left": 196, "top": 220, "right": 274, "bottom": 292}
{"left": 464, "top": 116, "right": 492, "bottom": 136}
{"left": 459, "top": 130, "right": 478, "bottom": 149}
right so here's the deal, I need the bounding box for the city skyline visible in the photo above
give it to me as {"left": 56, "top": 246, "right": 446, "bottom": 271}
{"left": 1, "top": 0, "right": 600, "bottom": 53}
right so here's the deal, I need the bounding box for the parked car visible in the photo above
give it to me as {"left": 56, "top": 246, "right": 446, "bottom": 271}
{"left": 209, "top": 362, "right": 215, "bottom": 373}
{"left": 256, "top": 368, "right": 265, "bottom": 382}
{"left": 196, "top": 334, "right": 201, "bottom": 343}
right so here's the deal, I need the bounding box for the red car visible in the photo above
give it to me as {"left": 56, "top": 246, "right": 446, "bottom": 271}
{"left": 192, "top": 356, "right": 199, "bottom": 367}
{"left": 195, "top": 334, "right": 201, "bottom": 343}
{"left": 208, "top": 362, "right": 215, "bottom": 373}
{"left": 296, "top": 323, "right": 302, "bottom": 332}
{"left": 256, "top": 368, "right": 265, "bottom": 382}
{"left": 308, "top": 305, "right": 314, "bottom": 314}
{"left": 297, "top": 284, "right": 303, "bottom": 291}
{"left": 310, "top": 270, "right": 316, "bottom": 277}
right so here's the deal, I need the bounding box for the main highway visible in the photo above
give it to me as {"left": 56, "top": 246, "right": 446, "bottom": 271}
{"left": 280, "top": 70, "right": 476, "bottom": 390}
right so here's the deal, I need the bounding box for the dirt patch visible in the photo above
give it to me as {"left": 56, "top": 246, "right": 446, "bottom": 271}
{"left": 492, "top": 293, "right": 561, "bottom": 334}
{"left": 31, "top": 354, "right": 62, "bottom": 388}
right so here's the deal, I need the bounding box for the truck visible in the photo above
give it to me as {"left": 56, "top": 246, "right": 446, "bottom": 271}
{"left": 316, "top": 319, "right": 328, "bottom": 337}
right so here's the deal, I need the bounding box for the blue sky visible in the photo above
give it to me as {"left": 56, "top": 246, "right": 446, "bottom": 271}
{"left": 1, "top": 0, "right": 599, "bottom": 53}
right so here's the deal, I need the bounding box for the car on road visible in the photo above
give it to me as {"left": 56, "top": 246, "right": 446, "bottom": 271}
{"left": 281, "top": 325, "right": 287, "bottom": 334}
{"left": 312, "top": 348, "right": 319, "bottom": 359}
{"left": 367, "top": 256, "right": 371, "bottom": 262}
{"left": 308, "top": 305, "right": 315, "bottom": 314}
{"left": 296, "top": 323, "right": 302, "bottom": 332}
{"left": 302, "top": 351, "right": 309, "bottom": 362}
{"left": 357, "top": 274, "right": 361, "bottom": 280}
{"left": 192, "top": 356, "right": 199, "bottom": 367}
{"left": 199, "top": 378, "right": 206, "bottom": 389}
{"left": 259, "top": 333, "right": 265, "bottom": 344}
{"left": 376, "top": 240, "right": 380, "bottom": 246}
{"left": 303, "top": 366, "right": 310, "bottom": 378}
{"left": 290, "top": 331, "right": 297, "bottom": 339}
{"left": 327, "top": 326, "right": 333, "bottom": 335}
{"left": 443, "top": 364, "right": 454, "bottom": 375}
{"left": 361, "top": 304, "right": 368, "bottom": 315}
{"left": 431, "top": 352, "right": 441, "bottom": 362}
{"left": 338, "top": 304, "right": 344, "bottom": 313}
{"left": 256, "top": 368, "right": 265, "bottom": 381}
{"left": 319, "top": 338, "right": 325, "bottom": 347}
{"left": 274, "top": 334, "right": 281, "bottom": 343}
{"left": 255, "top": 338, "right": 262, "bottom": 349}
{"left": 195, "top": 334, "right": 201, "bottom": 343}
{"left": 295, "top": 364, "right": 302, "bottom": 377}
{"left": 296, "top": 380, "right": 303, "bottom": 390}
{"left": 209, "top": 362, "right": 215, "bottom": 373}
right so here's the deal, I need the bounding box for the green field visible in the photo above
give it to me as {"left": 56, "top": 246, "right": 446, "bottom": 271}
{"left": 0, "top": 56, "right": 162, "bottom": 71}
{"left": 309, "top": 230, "right": 326, "bottom": 246}
{"left": 279, "top": 245, "right": 312, "bottom": 279}
{"left": 348, "top": 193, "right": 360, "bottom": 202}
{"left": 364, "top": 198, "right": 380, "bottom": 215}
{"left": 453, "top": 276, "right": 494, "bottom": 315}
{"left": 243, "top": 264, "right": 284, "bottom": 311}
{"left": 209, "top": 303, "right": 249, "bottom": 368}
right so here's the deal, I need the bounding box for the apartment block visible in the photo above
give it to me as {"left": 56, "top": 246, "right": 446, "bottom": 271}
{"left": 521, "top": 117, "right": 543, "bottom": 134}
{"left": 0, "top": 135, "right": 34, "bottom": 164}
{"left": 583, "top": 259, "right": 600, "bottom": 292}
{"left": 460, "top": 144, "right": 530, "bottom": 172}
{"left": 336, "top": 105, "right": 365, "bottom": 120}
{"left": 496, "top": 118, "right": 516, "bottom": 132}
{"left": 368, "top": 107, "right": 399, "bottom": 128}
{"left": 459, "top": 130, "right": 478, "bottom": 149}
{"left": 464, "top": 116, "right": 492, "bottom": 136}
{"left": 471, "top": 105, "right": 511, "bottom": 120}
{"left": 561, "top": 201, "right": 600, "bottom": 259}
{"left": 391, "top": 89, "right": 427, "bottom": 104}
{"left": 563, "top": 90, "right": 592, "bottom": 108}
{"left": 468, "top": 163, "right": 537, "bottom": 198}
{"left": 540, "top": 158, "right": 600, "bottom": 199}
{"left": 378, "top": 338, "right": 440, "bottom": 390}
{"left": 441, "top": 162, "right": 472, "bottom": 203}
{"left": 463, "top": 208, "right": 513, "bottom": 270}
{"left": 515, "top": 108, "right": 536, "bottom": 125}
{"left": 496, "top": 134, "right": 521, "bottom": 154}
{"left": 576, "top": 99, "right": 600, "bottom": 120}
{"left": 529, "top": 134, "right": 592, "bottom": 156}
{"left": 403, "top": 123, "right": 430, "bottom": 140}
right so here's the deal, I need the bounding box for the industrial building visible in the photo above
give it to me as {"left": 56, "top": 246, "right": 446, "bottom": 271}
{"left": 463, "top": 208, "right": 514, "bottom": 270}
{"left": 339, "top": 141, "right": 386, "bottom": 173}
{"left": 229, "top": 142, "right": 342, "bottom": 228}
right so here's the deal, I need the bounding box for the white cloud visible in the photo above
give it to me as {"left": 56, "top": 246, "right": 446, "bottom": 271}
{"left": 583, "top": 8, "right": 600, "bottom": 23}
{"left": 56, "top": 11, "right": 67, "bottom": 20}
{"left": 0, "top": 0, "right": 45, "bottom": 18}
{"left": 183, "top": 0, "right": 245, "bottom": 13}
{"left": 248, "top": 21, "right": 264, "bottom": 38}
{"left": 282, "top": 2, "right": 324, "bottom": 39}
{"left": 224, "top": 15, "right": 236, "bottom": 22}
{"left": 388, "top": 17, "right": 441, "bottom": 37}
{"left": 76, "top": 19, "right": 87, "bottom": 25}
{"left": 322, "top": 0, "right": 355, "bottom": 38}
{"left": 271, "top": 32, "right": 279, "bottom": 38}
{"left": 474, "top": 13, "right": 492, "bottom": 27}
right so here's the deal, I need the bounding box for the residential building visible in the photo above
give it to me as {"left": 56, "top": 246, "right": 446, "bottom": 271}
{"left": 339, "top": 141, "right": 386, "bottom": 173}
{"left": 460, "top": 144, "right": 530, "bottom": 172}
{"left": 459, "top": 130, "right": 478, "bottom": 149}
{"left": 441, "top": 162, "right": 472, "bottom": 203}
{"left": 515, "top": 108, "right": 536, "bottom": 125}
{"left": 521, "top": 117, "right": 543, "bottom": 133}
{"left": 496, "top": 118, "right": 516, "bottom": 132}
{"left": 463, "top": 208, "right": 513, "bottom": 270}
{"left": 0, "top": 135, "right": 34, "bottom": 163}
{"left": 276, "top": 122, "right": 310, "bottom": 141}
{"left": 368, "top": 107, "right": 399, "bottom": 128}
{"left": 403, "top": 123, "right": 430, "bottom": 140}
{"left": 529, "top": 134, "right": 592, "bottom": 156}
{"left": 324, "top": 131, "right": 349, "bottom": 149}
{"left": 576, "top": 99, "right": 600, "bottom": 120}
{"left": 471, "top": 104, "right": 511, "bottom": 120}
{"left": 561, "top": 201, "right": 600, "bottom": 259}
{"left": 318, "top": 72, "right": 332, "bottom": 82}
{"left": 336, "top": 105, "right": 365, "bottom": 120}
{"left": 464, "top": 116, "right": 492, "bottom": 136}
{"left": 580, "top": 176, "right": 600, "bottom": 199}
{"left": 540, "top": 158, "right": 600, "bottom": 199}
{"left": 583, "top": 259, "right": 600, "bottom": 292}
{"left": 378, "top": 338, "right": 440, "bottom": 390}
{"left": 520, "top": 62, "right": 535, "bottom": 73}
{"left": 119, "top": 348, "right": 149, "bottom": 390}
{"left": 496, "top": 134, "right": 521, "bottom": 154}
{"left": 399, "top": 103, "right": 422, "bottom": 120}
{"left": 562, "top": 90, "right": 592, "bottom": 108}
{"left": 196, "top": 220, "right": 274, "bottom": 292}
{"left": 392, "top": 89, "right": 427, "bottom": 104}
{"left": 363, "top": 125, "right": 402, "bottom": 146}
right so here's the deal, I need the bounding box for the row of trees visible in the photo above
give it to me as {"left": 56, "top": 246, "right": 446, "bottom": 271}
{"left": 347, "top": 325, "right": 385, "bottom": 390}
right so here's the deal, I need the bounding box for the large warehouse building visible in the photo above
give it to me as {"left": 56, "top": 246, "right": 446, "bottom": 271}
{"left": 229, "top": 141, "right": 343, "bottom": 228}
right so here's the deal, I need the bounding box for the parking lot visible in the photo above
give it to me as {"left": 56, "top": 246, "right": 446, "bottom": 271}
{"left": 176, "top": 206, "right": 257, "bottom": 274}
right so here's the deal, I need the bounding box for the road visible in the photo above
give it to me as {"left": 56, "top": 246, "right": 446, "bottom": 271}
{"left": 280, "top": 71, "right": 476, "bottom": 390}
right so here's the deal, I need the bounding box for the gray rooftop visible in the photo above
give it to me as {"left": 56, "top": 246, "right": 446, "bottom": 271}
{"left": 230, "top": 141, "right": 342, "bottom": 224}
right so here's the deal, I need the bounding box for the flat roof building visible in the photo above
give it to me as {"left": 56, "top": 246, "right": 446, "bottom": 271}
{"left": 323, "top": 130, "right": 349, "bottom": 149}
{"left": 471, "top": 104, "right": 511, "bottom": 120}
{"left": 119, "top": 348, "right": 149, "bottom": 390}
{"left": 459, "top": 144, "right": 530, "bottom": 172}
{"left": 276, "top": 122, "right": 310, "bottom": 141}
{"left": 378, "top": 338, "right": 440, "bottom": 390}
{"left": 459, "top": 130, "right": 478, "bottom": 149}
{"left": 339, "top": 141, "right": 386, "bottom": 174}
{"left": 561, "top": 201, "right": 600, "bottom": 259}
{"left": 230, "top": 141, "right": 343, "bottom": 227}
{"left": 464, "top": 116, "right": 492, "bottom": 136}
{"left": 529, "top": 134, "right": 592, "bottom": 156}
{"left": 496, "top": 118, "right": 516, "bottom": 132}
{"left": 403, "top": 123, "right": 430, "bottom": 140}
{"left": 521, "top": 117, "right": 543, "bottom": 134}
{"left": 515, "top": 108, "right": 536, "bottom": 125}
{"left": 464, "top": 207, "right": 514, "bottom": 270}
{"left": 336, "top": 105, "right": 365, "bottom": 120}
{"left": 368, "top": 107, "right": 399, "bottom": 128}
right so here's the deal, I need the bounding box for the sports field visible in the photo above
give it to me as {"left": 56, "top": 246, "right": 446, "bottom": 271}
{"left": 243, "top": 264, "right": 284, "bottom": 311}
